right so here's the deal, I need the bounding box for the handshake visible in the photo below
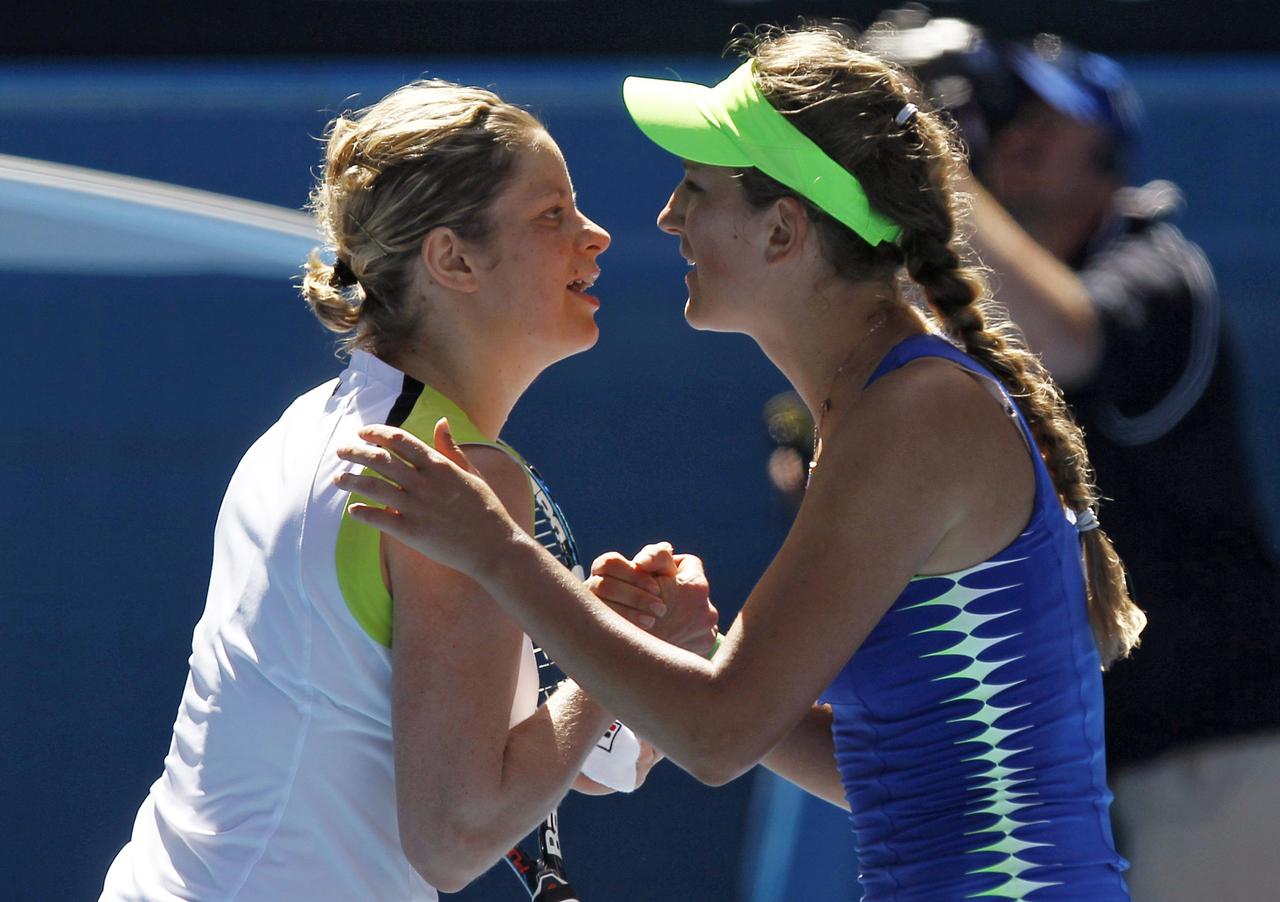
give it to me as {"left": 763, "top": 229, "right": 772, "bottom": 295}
{"left": 578, "top": 541, "right": 720, "bottom": 794}
{"left": 585, "top": 541, "right": 720, "bottom": 660}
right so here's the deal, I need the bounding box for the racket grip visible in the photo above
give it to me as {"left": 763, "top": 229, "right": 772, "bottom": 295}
{"left": 580, "top": 720, "right": 641, "bottom": 792}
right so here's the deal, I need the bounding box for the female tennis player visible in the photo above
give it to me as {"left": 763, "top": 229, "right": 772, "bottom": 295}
{"left": 100, "top": 80, "right": 715, "bottom": 901}
{"left": 337, "top": 27, "right": 1145, "bottom": 900}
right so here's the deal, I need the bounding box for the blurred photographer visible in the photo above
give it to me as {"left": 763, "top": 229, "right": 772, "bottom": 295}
{"left": 867, "top": 9, "right": 1280, "bottom": 899}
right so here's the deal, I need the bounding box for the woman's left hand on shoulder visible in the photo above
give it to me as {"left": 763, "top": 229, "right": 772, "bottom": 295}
{"left": 336, "top": 418, "right": 518, "bottom": 578}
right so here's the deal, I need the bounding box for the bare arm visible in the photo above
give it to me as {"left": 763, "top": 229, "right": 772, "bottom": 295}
{"left": 387, "top": 445, "right": 613, "bottom": 891}
{"left": 761, "top": 705, "right": 849, "bottom": 810}
{"left": 590, "top": 547, "right": 844, "bottom": 803}
{"left": 469, "top": 370, "right": 1001, "bottom": 784}
{"left": 960, "top": 172, "right": 1102, "bottom": 389}
{"left": 340, "top": 370, "right": 1009, "bottom": 786}
{"left": 340, "top": 368, "right": 1031, "bottom": 791}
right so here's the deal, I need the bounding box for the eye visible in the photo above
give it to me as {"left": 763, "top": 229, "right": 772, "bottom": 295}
{"left": 681, "top": 178, "right": 703, "bottom": 194}
{"left": 542, "top": 205, "right": 566, "bottom": 221}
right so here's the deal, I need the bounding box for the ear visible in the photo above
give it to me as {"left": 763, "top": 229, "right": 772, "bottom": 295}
{"left": 420, "top": 226, "right": 480, "bottom": 293}
{"left": 762, "top": 195, "right": 809, "bottom": 265}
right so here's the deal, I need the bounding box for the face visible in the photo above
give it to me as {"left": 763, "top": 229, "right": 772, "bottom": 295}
{"left": 986, "top": 108, "right": 1121, "bottom": 261}
{"left": 656, "top": 162, "right": 769, "bottom": 332}
{"left": 471, "top": 131, "right": 611, "bottom": 362}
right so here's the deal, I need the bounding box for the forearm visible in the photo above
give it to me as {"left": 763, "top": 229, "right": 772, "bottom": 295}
{"left": 402, "top": 682, "right": 611, "bottom": 888}
{"left": 761, "top": 705, "right": 849, "bottom": 810}
{"left": 961, "top": 176, "right": 1101, "bottom": 387}
{"left": 482, "top": 531, "right": 749, "bottom": 784}
{"left": 498, "top": 680, "right": 614, "bottom": 812}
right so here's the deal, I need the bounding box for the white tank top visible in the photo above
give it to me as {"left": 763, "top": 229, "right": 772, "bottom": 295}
{"left": 101, "top": 351, "right": 538, "bottom": 901}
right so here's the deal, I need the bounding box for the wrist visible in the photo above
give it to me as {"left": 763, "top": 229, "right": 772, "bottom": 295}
{"left": 475, "top": 524, "right": 541, "bottom": 595}
{"left": 707, "top": 628, "right": 723, "bottom": 659}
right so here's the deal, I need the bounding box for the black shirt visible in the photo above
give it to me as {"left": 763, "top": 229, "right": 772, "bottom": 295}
{"left": 1071, "top": 181, "right": 1280, "bottom": 768}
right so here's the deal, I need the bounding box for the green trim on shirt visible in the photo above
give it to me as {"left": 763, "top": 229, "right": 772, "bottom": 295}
{"left": 335, "top": 381, "right": 529, "bottom": 648}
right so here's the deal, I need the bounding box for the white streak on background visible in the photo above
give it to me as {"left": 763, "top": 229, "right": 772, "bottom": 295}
{"left": 0, "top": 153, "right": 319, "bottom": 277}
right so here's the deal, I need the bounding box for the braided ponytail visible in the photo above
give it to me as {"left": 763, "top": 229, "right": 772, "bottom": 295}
{"left": 905, "top": 228, "right": 1144, "bottom": 667}
{"left": 741, "top": 25, "right": 1144, "bottom": 667}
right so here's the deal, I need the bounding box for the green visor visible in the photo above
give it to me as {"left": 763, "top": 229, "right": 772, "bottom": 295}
{"left": 622, "top": 60, "right": 902, "bottom": 246}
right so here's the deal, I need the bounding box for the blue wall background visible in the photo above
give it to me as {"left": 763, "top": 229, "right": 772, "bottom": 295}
{"left": 1, "top": 56, "right": 1276, "bottom": 900}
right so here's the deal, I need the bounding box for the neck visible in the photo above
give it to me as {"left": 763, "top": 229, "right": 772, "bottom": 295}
{"left": 753, "top": 279, "right": 923, "bottom": 423}
{"left": 382, "top": 338, "right": 541, "bottom": 440}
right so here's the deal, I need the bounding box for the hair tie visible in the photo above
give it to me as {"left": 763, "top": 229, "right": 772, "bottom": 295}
{"left": 894, "top": 103, "right": 919, "bottom": 126}
{"left": 331, "top": 258, "right": 359, "bottom": 288}
{"left": 1073, "top": 508, "right": 1100, "bottom": 533}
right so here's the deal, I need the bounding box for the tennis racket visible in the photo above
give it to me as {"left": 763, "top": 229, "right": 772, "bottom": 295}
{"left": 502, "top": 462, "right": 587, "bottom": 901}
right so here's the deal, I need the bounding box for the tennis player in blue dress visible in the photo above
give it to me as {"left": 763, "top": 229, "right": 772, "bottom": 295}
{"left": 334, "top": 26, "right": 1145, "bottom": 900}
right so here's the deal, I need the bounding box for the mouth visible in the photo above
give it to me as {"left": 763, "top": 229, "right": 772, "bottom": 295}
{"left": 566, "top": 269, "right": 600, "bottom": 294}
{"left": 567, "top": 269, "right": 601, "bottom": 310}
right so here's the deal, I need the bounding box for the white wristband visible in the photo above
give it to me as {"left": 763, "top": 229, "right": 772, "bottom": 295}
{"left": 581, "top": 720, "right": 642, "bottom": 793}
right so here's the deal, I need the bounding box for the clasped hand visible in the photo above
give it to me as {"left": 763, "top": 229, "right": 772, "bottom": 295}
{"left": 336, "top": 418, "right": 720, "bottom": 658}
{"left": 586, "top": 542, "right": 719, "bottom": 658}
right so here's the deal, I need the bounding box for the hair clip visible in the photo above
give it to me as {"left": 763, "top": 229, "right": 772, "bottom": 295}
{"left": 894, "top": 103, "right": 919, "bottom": 126}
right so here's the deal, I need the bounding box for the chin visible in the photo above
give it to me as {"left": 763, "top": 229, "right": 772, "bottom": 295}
{"left": 684, "top": 298, "right": 709, "bottom": 330}
{"left": 684, "top": 298, "right": 734, "bottom": 333}
{"left": 556, "top": 320, "right": 601, "bottom": 360}
{"left": 577, "top": 324, "right": 601, "bottom": 352}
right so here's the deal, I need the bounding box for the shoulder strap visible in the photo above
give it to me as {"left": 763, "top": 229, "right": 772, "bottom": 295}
{"left": 864, "top": 334, "right": 969, "bottom": 389}
{"left": 865, "top": 334, "right": 1057, "bottom": 510}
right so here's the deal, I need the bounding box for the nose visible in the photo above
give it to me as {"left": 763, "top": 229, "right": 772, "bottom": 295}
{"left": 657, "top": 188, "right": 682, "bottom": 235}
{"left": 579, "top": 213, "right": 611, "bottom": 255}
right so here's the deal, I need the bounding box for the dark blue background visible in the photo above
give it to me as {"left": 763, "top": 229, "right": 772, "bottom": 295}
{"left": 2, "top": 56, "right": 1276, "bottom": 900}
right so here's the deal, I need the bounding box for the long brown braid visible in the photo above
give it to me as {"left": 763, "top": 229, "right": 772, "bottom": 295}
{"left": 737, "top": 25, "right": 1144, "bottom": 666}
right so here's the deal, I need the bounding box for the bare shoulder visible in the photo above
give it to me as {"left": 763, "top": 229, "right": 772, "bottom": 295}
{"left": 819, "top": 357, "right": 999, "bottom": 479}
{"left": 385, "top": 445, "right": 526, "bottom": 652}
{"left": 846, "top": 355, "right": 1023, "bottom": 459}
{"left": 835, "top": 355, "right": 1036, "bottom": 571}
{"left": 814, "top": 355, "right": 1032, "bottom": 534}
{"left": 461, "top": 445, "right": 535, "bottom": 534}
{"left": 732, "top": 361, "right": 999, "bottom": 724}
{"left": 381, "top": 443, "right": 533, "bottom": 611}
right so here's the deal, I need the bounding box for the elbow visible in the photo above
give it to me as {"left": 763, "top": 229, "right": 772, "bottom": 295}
{"left": 684, "top": 756, "right": 747, "bottom": 787}
{"left": 401, "top": 843, "right": 484, "bottom": 894}
{"left": 663, "top": 681, "right": 774, "bottom": 787}
{"left": 399, "top": 819, "right": 500, "bottom": 893}
{"left": 677, "top": 721, "right": 760, "bottom": 788}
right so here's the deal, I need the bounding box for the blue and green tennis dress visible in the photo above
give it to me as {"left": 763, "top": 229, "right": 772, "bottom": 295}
{"left": 101, "top": 350, "right": 574, "bottom": 901}
{"left": 820, "top": 335, "right": 1130, "bottom": 901}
